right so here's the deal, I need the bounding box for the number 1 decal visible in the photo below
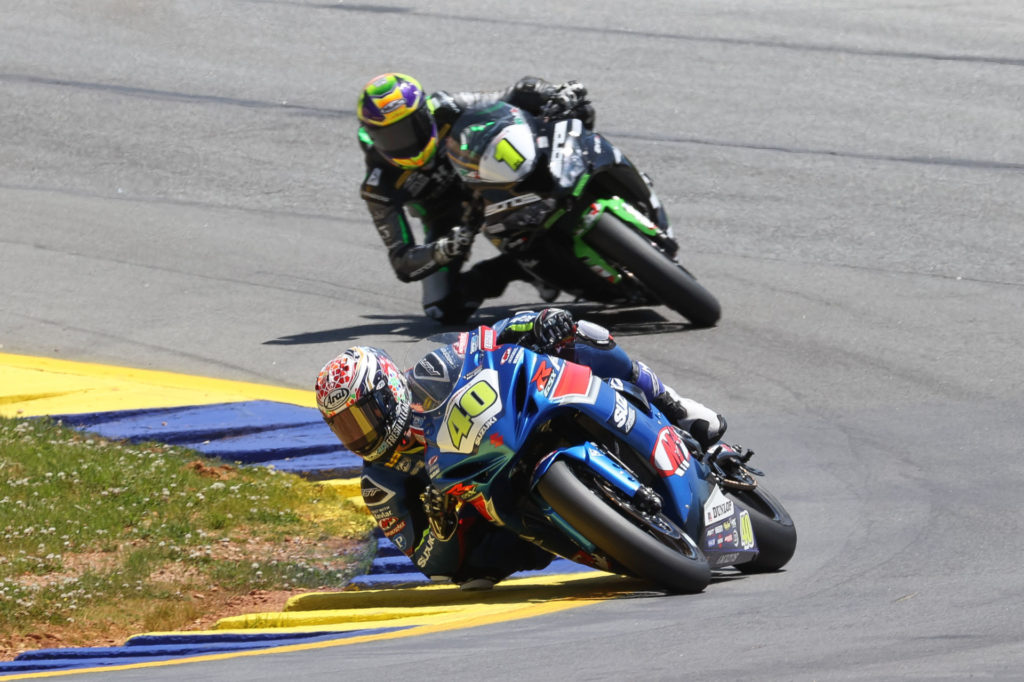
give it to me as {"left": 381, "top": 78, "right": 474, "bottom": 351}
{"left": 494, "top": 138, "right": 526, "bottom": 171}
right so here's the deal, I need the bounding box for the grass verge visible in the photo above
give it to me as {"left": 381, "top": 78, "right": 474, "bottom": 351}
{"left": 0, "top": 415, "right": 375, "bottom": 661}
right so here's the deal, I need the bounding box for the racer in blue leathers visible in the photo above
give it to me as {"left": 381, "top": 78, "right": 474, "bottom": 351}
{"left": 314, "top": 309, "right": 725, "bottom": 589}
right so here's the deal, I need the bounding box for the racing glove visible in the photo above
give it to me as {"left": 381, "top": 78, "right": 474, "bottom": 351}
{"left": 531, "top": 308, "right": 577, "bottom": 354}
{"left": 540, "top": 80, "right": 595, "bottom": 128}
{"left": 433, "top": 225, "right": 475, "bottom": 265}
{"left": 421, "top": 485, "right": 459, "bottom": 541}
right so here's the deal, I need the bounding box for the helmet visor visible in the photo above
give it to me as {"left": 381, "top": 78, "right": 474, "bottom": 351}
{"left": 326, "top": 389, "right": 391, "bottom": 457}
{"left": 366, "top": 104, "right": 437, "bottom": 160}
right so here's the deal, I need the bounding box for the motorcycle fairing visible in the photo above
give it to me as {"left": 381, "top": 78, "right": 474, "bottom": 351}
{"left": 702, "top": 485, "right": 758, "bottom": 566}
{"left": 422, "top": 339, "right": 760, "bottom": 570}
{"left": 564, "top": 196, "right": 666, "bottom": 284}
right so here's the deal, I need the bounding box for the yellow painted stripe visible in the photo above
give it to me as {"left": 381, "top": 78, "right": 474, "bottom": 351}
{"left": 0, "top": 356, "right": 645, "bottom": 680}
{"left": 4, "top": 574, "right": 644, "bottom": 680}
{"left": 0, "top": 352, "right": 312, "bottom": 417}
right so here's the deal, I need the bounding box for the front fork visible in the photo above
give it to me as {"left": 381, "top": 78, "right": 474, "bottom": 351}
{"left": 529, "top": 444, "right": 647, "bottom": 553}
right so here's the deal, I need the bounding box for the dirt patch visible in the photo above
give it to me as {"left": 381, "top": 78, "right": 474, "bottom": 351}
{"left": 185, "top": 459, "right": 237, "bottom": 479}
{"left": 0, "top": 534, "right": 372, "bottom": 662}
{"left": 0, "top": 587, "right": 322, "bottom": 662}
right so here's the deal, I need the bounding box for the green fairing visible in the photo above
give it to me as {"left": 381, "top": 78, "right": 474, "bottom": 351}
{"left": 572, "top": 237, "right": 621, "bottom": 284}
{"left": 599, "top": 197, "right": 660, "bottom": 237}
{"left": 565, "top": 195, "right": 659, "bottom": 282}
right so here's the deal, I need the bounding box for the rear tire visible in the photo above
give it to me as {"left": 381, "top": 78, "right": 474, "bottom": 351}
{"left": 728, "top": 486, "right": 797, "bottom": 573}
{"left": 537, "top": 460, "right": 710, "bottom": 593}
{"left": 585, "top": 213, "right": 721, "bottom": 327}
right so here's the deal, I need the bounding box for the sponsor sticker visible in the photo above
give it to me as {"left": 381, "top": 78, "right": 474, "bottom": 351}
{"left": 360, "top": 474, "right": 396, "bottom": 506}
{"left": 703, "top": 485, "right": 734, "bottom": 526}
{"left": 739, "top": 510, "right": 755, "bottom": 550}
{"left": 608, "top": 393, "right": 636, "bottom": 433}
{"left": 651, "top": 426, "right": 692, "bottom": 478}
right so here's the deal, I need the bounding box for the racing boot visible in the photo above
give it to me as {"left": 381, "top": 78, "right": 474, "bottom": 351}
{"left": 632, "top": 361, "right": 727, "bottom": 450}
{"left": 530, "top": 277, "right": 560, "bottom": 303}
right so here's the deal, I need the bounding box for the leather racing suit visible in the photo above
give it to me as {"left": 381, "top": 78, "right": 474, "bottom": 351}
{"left": 358, "top": 77, "right": 592, "bottom": 324}
{"left": 357, "top": 309, "right": 725, "bottom": 585}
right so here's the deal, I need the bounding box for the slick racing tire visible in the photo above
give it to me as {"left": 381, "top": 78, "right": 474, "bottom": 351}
{"left": 727, "top": 485, "right": 797, "bottom": 573}
{"left": 585, "top": 212, "right": 721, "bottom": 327}
{"left": 538, "top": 460, "right": 711, "bottom": 593}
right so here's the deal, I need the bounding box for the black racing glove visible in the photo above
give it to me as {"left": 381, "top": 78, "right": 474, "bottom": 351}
{"left": 421, "top": 485, "right": 459, "bottom": 541}
{"left": 540, "top": 80, "right": 595, "bottom": 128}
{"left": 433, "top": 225, "right": 475, "bottom": 265}
{"left": 531, "top": 308, "right": 576, "bottom": 354}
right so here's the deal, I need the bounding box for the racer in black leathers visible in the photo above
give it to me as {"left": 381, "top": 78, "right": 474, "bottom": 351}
{"left": 315, "top": 309, "right": 726, "bottom": 589}
{"left": 357, "top": 75, "right": 596, "bottom": 324}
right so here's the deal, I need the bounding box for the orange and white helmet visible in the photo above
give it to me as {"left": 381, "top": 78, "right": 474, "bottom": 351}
{"left": 314, "top": 347, "right": 412, "bottom": 462}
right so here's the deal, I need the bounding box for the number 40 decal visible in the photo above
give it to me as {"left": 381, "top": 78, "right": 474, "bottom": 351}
{"left": 441, "top": 371, "right": 502, "bottom": 453}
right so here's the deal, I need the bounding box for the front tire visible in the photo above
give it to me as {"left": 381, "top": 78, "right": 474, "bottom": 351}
{"left": 537, "top": 460, "right": 711, "bottom": 593}
{"left": 585, "top": 213, "right": 721, "bottom": 327}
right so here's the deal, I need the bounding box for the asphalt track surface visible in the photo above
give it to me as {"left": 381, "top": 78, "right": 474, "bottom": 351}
{"left": 2, "top": 1, "right": 1023, "bottom": 679}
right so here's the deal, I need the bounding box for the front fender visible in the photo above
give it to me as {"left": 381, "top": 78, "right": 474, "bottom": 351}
{"left": 531, "top": 443, "right": 642, "bottom": 500}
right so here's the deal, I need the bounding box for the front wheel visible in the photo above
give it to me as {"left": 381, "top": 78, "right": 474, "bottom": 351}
{"left": 585, "top": 213, "right": 721, "bottom": 327}
{"left": 537, "top": 460, "right": 711, "bottom": 593}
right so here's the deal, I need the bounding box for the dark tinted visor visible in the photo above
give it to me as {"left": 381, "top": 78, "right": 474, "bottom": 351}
{"left": 326, "top": 390, "right": 389, "bottom": 456}
{"left": 366, "top": 104, "right": 436, "bottom": 158}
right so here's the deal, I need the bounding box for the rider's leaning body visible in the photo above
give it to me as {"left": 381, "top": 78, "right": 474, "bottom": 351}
{"left": 339, "top": 309, "right": 725, "bottom": 585}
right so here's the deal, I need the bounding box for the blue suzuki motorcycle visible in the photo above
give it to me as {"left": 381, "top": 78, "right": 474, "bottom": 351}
{"left": 409, "top": 326, "right": 796, "bottom": 594}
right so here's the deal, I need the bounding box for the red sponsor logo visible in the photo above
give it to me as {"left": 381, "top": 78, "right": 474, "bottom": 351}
{"left": 551, "top": 361, "right": 592, "bottom": 399}
{"left": 467, "top": 494, "right": 496, "bottom": 522}
{"left": 448, "top": 482, "right": 476, "bottom": 499}
{"left": 479, "top": 325, "right": 496, "bottom": 351}
{"left": 532, "top": 360, "right": 554, "bottom": 391}
{"left": 651, "top": 426, "right": 691, "bottom": 478}
{"left": 383, "top": 520, "right": 406, "bottom": 538}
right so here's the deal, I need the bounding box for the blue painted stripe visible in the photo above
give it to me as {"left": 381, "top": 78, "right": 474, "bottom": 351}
{"left": 375, "top": 536, "right": 404, "bottom": 556}
{"left": 53, "top": 401, "right": 359, "bottom": 478}
{"left": 7, "top": 401, "right": 603, "bottom": 674}
{"left": 350, "top": 557, "right": 599, "bottom": 589}
{"left": 258, "top": 452, "right": 362, "bottom": 478}
{"left": 124, "top": 630, "right": 388, "bottom": 646}
{"left": 1, "top": 629, "right": 410, "bottom": 674}
{"left": 14, "top": 631, "right": 399, "bottom": 660}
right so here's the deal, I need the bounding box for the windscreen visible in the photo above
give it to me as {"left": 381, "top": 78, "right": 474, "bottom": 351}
{"left": 404, "top": 340, "right": 465, "bottom": 412}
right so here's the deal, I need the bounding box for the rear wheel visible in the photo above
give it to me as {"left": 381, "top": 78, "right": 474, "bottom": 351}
{"left": 585, "top": 213, "right": 721, "bottom": 327}
{"left": 537, "top": 460, "right": 710, "bottom": 593}
{"left": 727, "top": 485, "right": 797, "bottom": 573}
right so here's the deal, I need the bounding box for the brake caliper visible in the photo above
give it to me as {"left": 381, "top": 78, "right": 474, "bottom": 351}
{"left": 632, "top": 485, "right": 663, "bottom": 515}
{"left": 708, "top": 445, "right": 763, "bottom": 491}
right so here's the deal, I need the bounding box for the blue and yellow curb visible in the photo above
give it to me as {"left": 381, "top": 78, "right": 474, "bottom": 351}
{"left": 0, "top": 353, "right": 625, "bottom": 678}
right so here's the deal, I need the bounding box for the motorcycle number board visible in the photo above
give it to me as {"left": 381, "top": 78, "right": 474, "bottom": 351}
{"left": 437, "top": 369, "right": 503, "bottom": 454}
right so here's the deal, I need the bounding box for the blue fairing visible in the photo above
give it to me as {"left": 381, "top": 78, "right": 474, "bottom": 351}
{"left": 417, "top": 328, "right": 720, "bottom": 548}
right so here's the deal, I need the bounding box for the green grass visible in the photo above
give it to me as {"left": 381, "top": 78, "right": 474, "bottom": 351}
{"left": 0, "top": 415, "right": 375, "bottom": 645}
